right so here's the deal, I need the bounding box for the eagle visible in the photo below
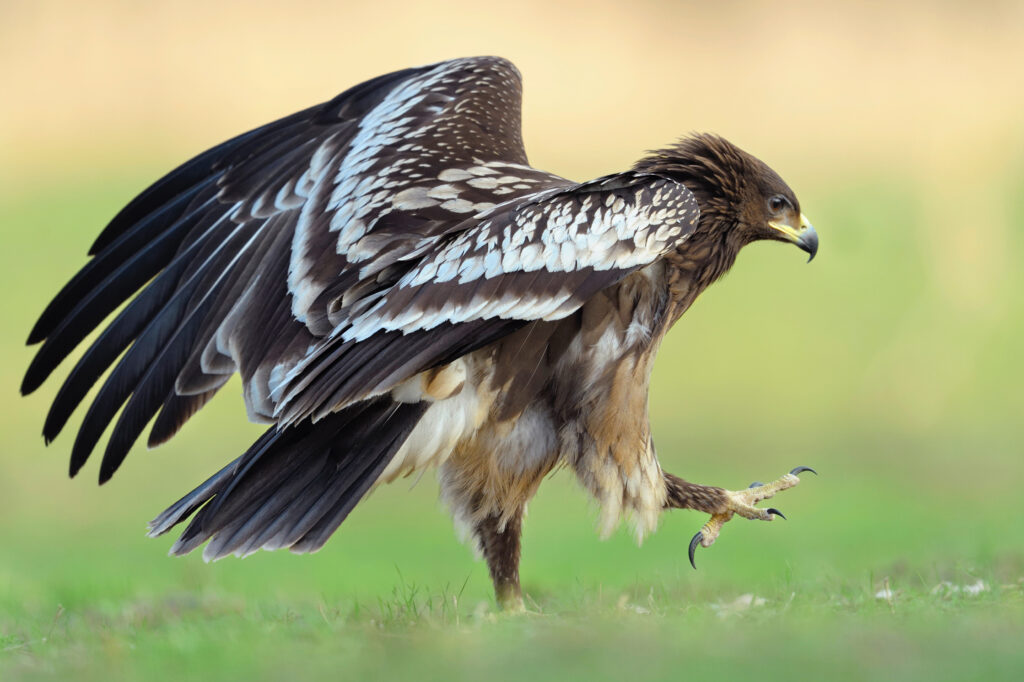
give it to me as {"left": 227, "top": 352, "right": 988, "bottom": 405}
{"left": 22, "top": 56, "right": 818, "bottom": 611}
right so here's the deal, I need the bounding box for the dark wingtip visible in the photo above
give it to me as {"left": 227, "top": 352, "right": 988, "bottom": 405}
{"left": 22, "top": 340, "right": 63, "bottom": 396}
{"left": 26, "top": 326, "right": 46, "bottom": 347}
{"left": 68, "top": 438, "right": 94, "bottom": 480}
{"left": 42, "top": 412, "right": 65, "bottom": 444}
{"left": 98, "top": 449, "right": 126, "bottom": 485}
{"left": 20, "top": 366, "right": 44, "bottom": 396}
{"left": 688, "top": 531, "right": 702, "bottom": 570}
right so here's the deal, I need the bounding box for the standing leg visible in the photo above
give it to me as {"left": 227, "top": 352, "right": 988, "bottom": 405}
{"left": 474, "top": 506, "right": 525, "bottom": 611}
{"left": 440, "top": 458, "right": 547, "bottom": 612}
{"left": 438, "top": 411, "right": 556, "bottom": 613}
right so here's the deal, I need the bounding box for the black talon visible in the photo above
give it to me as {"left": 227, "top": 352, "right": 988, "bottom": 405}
{"left": 766, "top": 508, "right": 786, "bottom": 520}
{"left": 688, "top": 531, "right": 703, "bottom": 570}
{"left": 790, "top": 466, "right": 817, "bottom": 476}
{"left": 748, "top": 481, "right": 764, "bottom": 489}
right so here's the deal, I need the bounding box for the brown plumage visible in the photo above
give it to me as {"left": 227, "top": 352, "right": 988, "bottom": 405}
{"left": 22, "top": 57, "right": 818, "bottom": 610}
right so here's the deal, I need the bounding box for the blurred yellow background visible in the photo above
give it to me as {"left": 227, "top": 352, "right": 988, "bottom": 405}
{"left": 2, "top": 0, "right": 1023, "bottom": 613}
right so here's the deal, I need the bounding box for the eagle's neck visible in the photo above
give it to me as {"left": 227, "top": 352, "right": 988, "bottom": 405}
{"left": 662, "top": 219, "right": 744, "bottom": 323}
{"left": 633, "top": 140, "right": 750, "bottom": 318}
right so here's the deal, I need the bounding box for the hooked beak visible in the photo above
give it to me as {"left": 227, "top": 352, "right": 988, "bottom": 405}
{"left": 768, "top": 213, "right": 818, "bottom": 262}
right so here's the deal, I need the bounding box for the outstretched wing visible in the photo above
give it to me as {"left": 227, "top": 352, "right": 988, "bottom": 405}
{"left": 22, "top": 56, "right": 568, "bottom": 482}
{"left": 272, "top": 173, "right": 700, "bottom": 423}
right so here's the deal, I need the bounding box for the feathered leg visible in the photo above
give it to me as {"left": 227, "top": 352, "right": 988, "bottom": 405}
{"left": 474, "top": 506, "right": 525, "bottom": 612}
{"left": 440, "top": 450, "right": 552, "bottom": 612}
{"left": 663, "top": 467, "right": 815, "bottom": 568}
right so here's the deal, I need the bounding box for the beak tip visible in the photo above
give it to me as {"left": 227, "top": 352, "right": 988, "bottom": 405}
{"left": 797, "top": 225, "right": 818, "bottom": 263}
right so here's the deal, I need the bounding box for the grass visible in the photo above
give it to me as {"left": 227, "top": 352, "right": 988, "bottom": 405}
{"left": 2, "top": 161, "right": 1024, "bottom": 680}
{"left": 3, "top": 456, "right": 1023, "bottom": 681}
{"left": 3, "top": 558, "right": 1022, "bottom": 681}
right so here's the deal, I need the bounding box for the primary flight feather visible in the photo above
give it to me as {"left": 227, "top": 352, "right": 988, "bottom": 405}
{"left": 23, "top": 56, "right": 818, "bottom": 610}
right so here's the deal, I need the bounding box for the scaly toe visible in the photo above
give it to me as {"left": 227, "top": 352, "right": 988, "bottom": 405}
{"left": 683, "top": 469, "right": 811, "bottom": 570}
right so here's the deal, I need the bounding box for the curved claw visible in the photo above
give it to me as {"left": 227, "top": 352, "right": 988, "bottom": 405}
{"left": 790, "top": 466, "right": 817, "bottom": 476}
{"left": 748, "top": 481, "right": 764, "bottom": 489}
{"left": 766, "top": 507, "right": 786, "bottom": 520}
{"left": 688, "top": 531, "right": 703, "bottom": 570}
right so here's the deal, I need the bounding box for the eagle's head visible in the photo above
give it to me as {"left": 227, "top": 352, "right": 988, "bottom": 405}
{"left": 634, "top": 134, "right": 818, "bottom": 262}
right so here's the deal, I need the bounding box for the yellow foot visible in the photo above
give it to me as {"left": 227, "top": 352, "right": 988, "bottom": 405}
{"left": 688, "top": 466, "right": 816, "bottom": 569}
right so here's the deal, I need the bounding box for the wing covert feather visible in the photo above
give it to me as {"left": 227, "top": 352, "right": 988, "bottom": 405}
{"left": 272, "top": 174, "right": 699, "bottom": 422}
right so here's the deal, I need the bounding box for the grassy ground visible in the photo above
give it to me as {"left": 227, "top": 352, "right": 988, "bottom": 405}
{"left": 3, "top": 488, "right": 1023, "bottom": 682}
{"left": 4, "top": 464, "right": 1024, "bottom": 682}
{"left": 3, "top": 153, "right": 1024, "bottom": 679}
{"left": 5, "top": 575, "right": 1024, "bottom": 682}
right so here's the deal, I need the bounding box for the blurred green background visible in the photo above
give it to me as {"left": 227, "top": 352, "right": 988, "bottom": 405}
{"left": 2, "top": 1, "right": 1023, "bottom": 680}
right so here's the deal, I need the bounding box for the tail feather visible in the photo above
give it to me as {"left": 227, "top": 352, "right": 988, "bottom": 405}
{"left": 147, "top": 397, "right": 427, "bottom": 560}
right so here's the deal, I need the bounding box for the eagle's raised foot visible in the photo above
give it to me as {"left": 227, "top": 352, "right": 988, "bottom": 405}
{"left": 687, "top": 466, "right": 816, "bottom": 569}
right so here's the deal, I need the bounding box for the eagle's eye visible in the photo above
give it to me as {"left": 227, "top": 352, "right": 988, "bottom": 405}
{"left": 768, "top": 195, "right": 790, "bottom": 213}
